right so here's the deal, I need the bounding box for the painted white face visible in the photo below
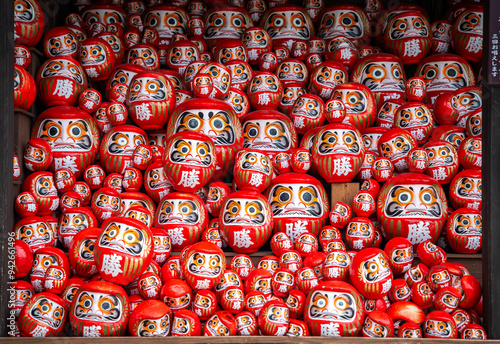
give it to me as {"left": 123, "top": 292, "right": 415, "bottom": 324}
{"left": 425, "top": 319, "right": 453, "bottom": 337}
{"left": 74, "top": 291, "right": 123, "bottom": 322}
{"left": 384, "top": 184, "right": 442, "bottom": 218}
{"left": 29, "top": 297, "right": 65, "bottom": 329}
{"left": 144, "top": 9, "right": 187, "bottom": 39}
{"left": 34, "top": 175, "right": 58, "bottom": 197}
{"left": 186, "top": 252, "right": 222, "bottom": 277}
{"left": 16, "top": 221, "right": 52, "bottom": 246}
{"left": 107, "top": 131, "right": 147, "bottom": 156}
{"left": 317, "top": 129, "right": 361, "bottom": 155}
{"left": 363, "top": 317, "right": 388, "bottom": 337}
{"left": 47, "top": 34, "right": 78, "bottom": 57}
{"left": 158, "top": 198, "right": 200, "bottom": 225}
{"left": 120, "top": 198, "right": 151, "bottom": 215}
{"left": 389, "top": 15, "right": 428, "bottom": 40}
{"left": 128, "top": 77, "right": 168, "bottom": 102}
{"left": 332, "top": 89, "right": 368, "bottom": 114}
{"left": 361, "top": 253, "right": 391, "bottom": 283}
{"left": 82, "top": 8, "right": 126, "bottom": 28}
{"left": 59, "top": 212, "right": 91, "bottom": 234}
{"left": 455, "top": 177, "right": 482, "bottom": 200}
{"left": 453, "top": 213, "right": 482, "bottom": 235}
{"left": 324, "top": 251, "right": 350, "bottom": 267}
{"left": 347, "top": 221, "right": 373, "bottom": 237}
{"left": 250, "top": 74, "right": 279, "bottom": 93}
{"left": 362, "top": 133, "right": 382, "bottom": 152}
{"left": 40, "top": 58, "right": 85, "bottom": 84}
{"left": 359, "top": 61, "right": 405, "bottom": 93}
{"left": 80, "top": 43, "right": 108, "bottom": 66}
{"left": 109, "top": 68, "right": 140, "bottom": 88}
{"left": 391, "top": 246, "right": 413, "bottom": 264}
{"left": 168, "top": 138, "right": 213, "bottom": 167}
{"left": 457, "top": 11, "right": 483, "bottom": 34}
{"left": 206, "top": 315, "right": 229, "bottom": 336}
{"left": 418, "top": 61, "right": 470, "bottom": 92}
{"left": 452, "top": 90, "right": 481, "bottom": 114}
{"left": 138, "top": 315, "right": 170, "bottom": 337}
{"left": 37, "top": 118, "right": 93, "bottom": 152}
{"left": 292, "top": 96, "right": 321, "bottom": 118}
{"left": 315, "top": 65, "right": 347, "bottom": 88}
{"left": 30, "top": 253, "right": 58, "bottom": 277}
{"left": 239, "top": 151, "right": 271, "bottom": 175}
{"left": 269, "top": 184, "right": 323, "bottom": 218}
{"left": 222, "top": 198, "right": 267, "bottom": 225}
{"left": 146, "top": 167, "right": 171, "bottom": 191}
{"left": 243, "top": 120, "right": 292, "bottom": 151}
{"left": 175, "top": 109, "right": 235, "bottom": 146}
{"left": 379, "top": 136, "right": 412, "bottom": 160}
{"left": 308, "top": 290, "right": 357, "bottom": 322}
{"left": 99, "top": 221, "right": 146, "bottom": 256}
{"left": 263, "top": 10, "right": 311, "bottom": 40}
{"left": 171, "top": 316, "right": 191, "bottom": 335}
{"left": 204, "top": 10, "right": 250, "bottom": 40}
{"left": 318, "top": 9, "right": 364, "bottom": 40}
{"left": 266, "top": 306, "right": 289, "bottom": 323}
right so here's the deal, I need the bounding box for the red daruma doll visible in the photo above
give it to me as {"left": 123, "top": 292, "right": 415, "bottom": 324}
{"left": 220, "top": 189, "right": 274, "bottom": 254}
{"left": 30, "top": 106, "right": 100, "bottom": 179}
{"left": 377, "top": 173, "right": 449, "bottom": 245}
{"left": 163, "top": 131, "right": 216, "bottom": 193}
{"left": 94, "top": 217, "right": 153, "bottom": 286}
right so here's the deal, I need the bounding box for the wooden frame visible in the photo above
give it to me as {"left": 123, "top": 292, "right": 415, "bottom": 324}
{"left": 2, "top": 0, "right": 496, "bottom": 340}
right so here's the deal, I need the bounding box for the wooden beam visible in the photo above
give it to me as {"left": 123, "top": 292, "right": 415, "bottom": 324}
{"left": 0, "top": 0, "right": 14, "bottom": 337}
{"left": 330, "top": 182, "right": 360, "bottom": 208}
{"left": 483, "top": 0, "right": 500, "bottom": 338}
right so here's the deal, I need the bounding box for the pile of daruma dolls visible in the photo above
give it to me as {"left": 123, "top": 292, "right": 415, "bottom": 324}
{"left": 12, "top": 0, "right": 485, "bottom": 338}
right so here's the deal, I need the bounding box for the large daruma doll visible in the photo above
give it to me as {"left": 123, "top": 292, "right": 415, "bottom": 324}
{"left": 265, "top": 173, "right": 329, "bottom": 242}
{"left": 94, "top": 217, "right": 153, "bottom": 285}
{"left": 181, "top": 242, "right": 226, "bottom": 291}
{"left": 311, "top": 123, "right": 366, "bottom": 182}
{"left": 154, "top": 192, "right": 208, "bottom": 250}
{"left": 351, "top": 53, "right": 406, "bottom": 108}
{"left": 99, "top": 125, "right": 148, "bottom": 174}
{"left": 69, "top": 280, "right": 130, "bottom": 337}
{"left": 163, "top": 131, "right": 216, "bottom": 193}
{"left": 166, "top": 98, "right": 243, "bottom": 181}
{"left": 36, "top": 56, "right": 88, "bottom": 107}
{"left": 304, "top": 280, "right": 365, "bottom": 336}
{"left": 31, "top": 106, "right": 99, "bottom": 179}
{"left": 377, "top": 173, "right": 448, "bottom": 245}
{"left": 220, "top": 189, "right": 274, "bottom": 254}
{"left": 126, "top": 71, "right": 176, "bottom": 130}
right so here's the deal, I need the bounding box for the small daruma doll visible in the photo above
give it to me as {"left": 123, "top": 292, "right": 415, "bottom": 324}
{"left": 449, "top": 169, "right": 482, "bottom": 210}
{"left": 331, "top": 82, "right": 377, "bottom": 130}
{"left": 24, "top": 138, "right": 53, "bottom": 172}
{"left": 99, "top": 125, "right": 148, "bottom": 174}
{"left": 163, "top": 131, "right": 216, "bottom": 193}
{"left": 31, "top": 106, "right": 100, "bottom": 179}
{"left": 220, "top": 189, "right": 274, "bottom": 254}
{"left": 304, "top": 280, "right": 365, "bottom": 336}
{"left": 266, "top": 173, "right": 329, "bottom": 241}
{"left": 247, "top": 72, "right": 283, "bottom": 110}
{"left": 181, "top": 242, "right": 226, "bottom": 291}
{"left": 258, "top": 300, "right": 290, "bottom": 336}
{"left": 21, "top": 171, "right": 59, "bottom": 216}
{"left": 69, "top": 281, "right": 130, "bottom": 337}
{"left": 94, "top": 217, "right": 153, "bottom": 285}
{"left": 289, "top": 94, "right": 325, "bottom": 134}
{"left": 18, "top": 292, "right": 66, "bottom": 337}
{"left": 377, "top": 173, "right": 449, "bottom": 245}
{"left": 154, "top": 192, "right": 208, "bottom": 250}
{"left": 79, "top": 38, "right": 116, "bottom": 82}
{"left": 126, "top": 71, "right": 176, "bottom": 130}
{"left": 377, "top": 128, "right": 417, "bottom": 173}
{"left": 233, "top": 149, "right": 273, "bottom": 193}
{"left": 311, "top": 123, "right": 366, "bottom": 182}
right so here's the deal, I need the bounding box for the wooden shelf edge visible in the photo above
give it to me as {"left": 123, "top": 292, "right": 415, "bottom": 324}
{"left": 1, "top": 336, "right": 496, "bottom": 343}
{"left": 14, "top": 108, "right": 36, "bottom": 118}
